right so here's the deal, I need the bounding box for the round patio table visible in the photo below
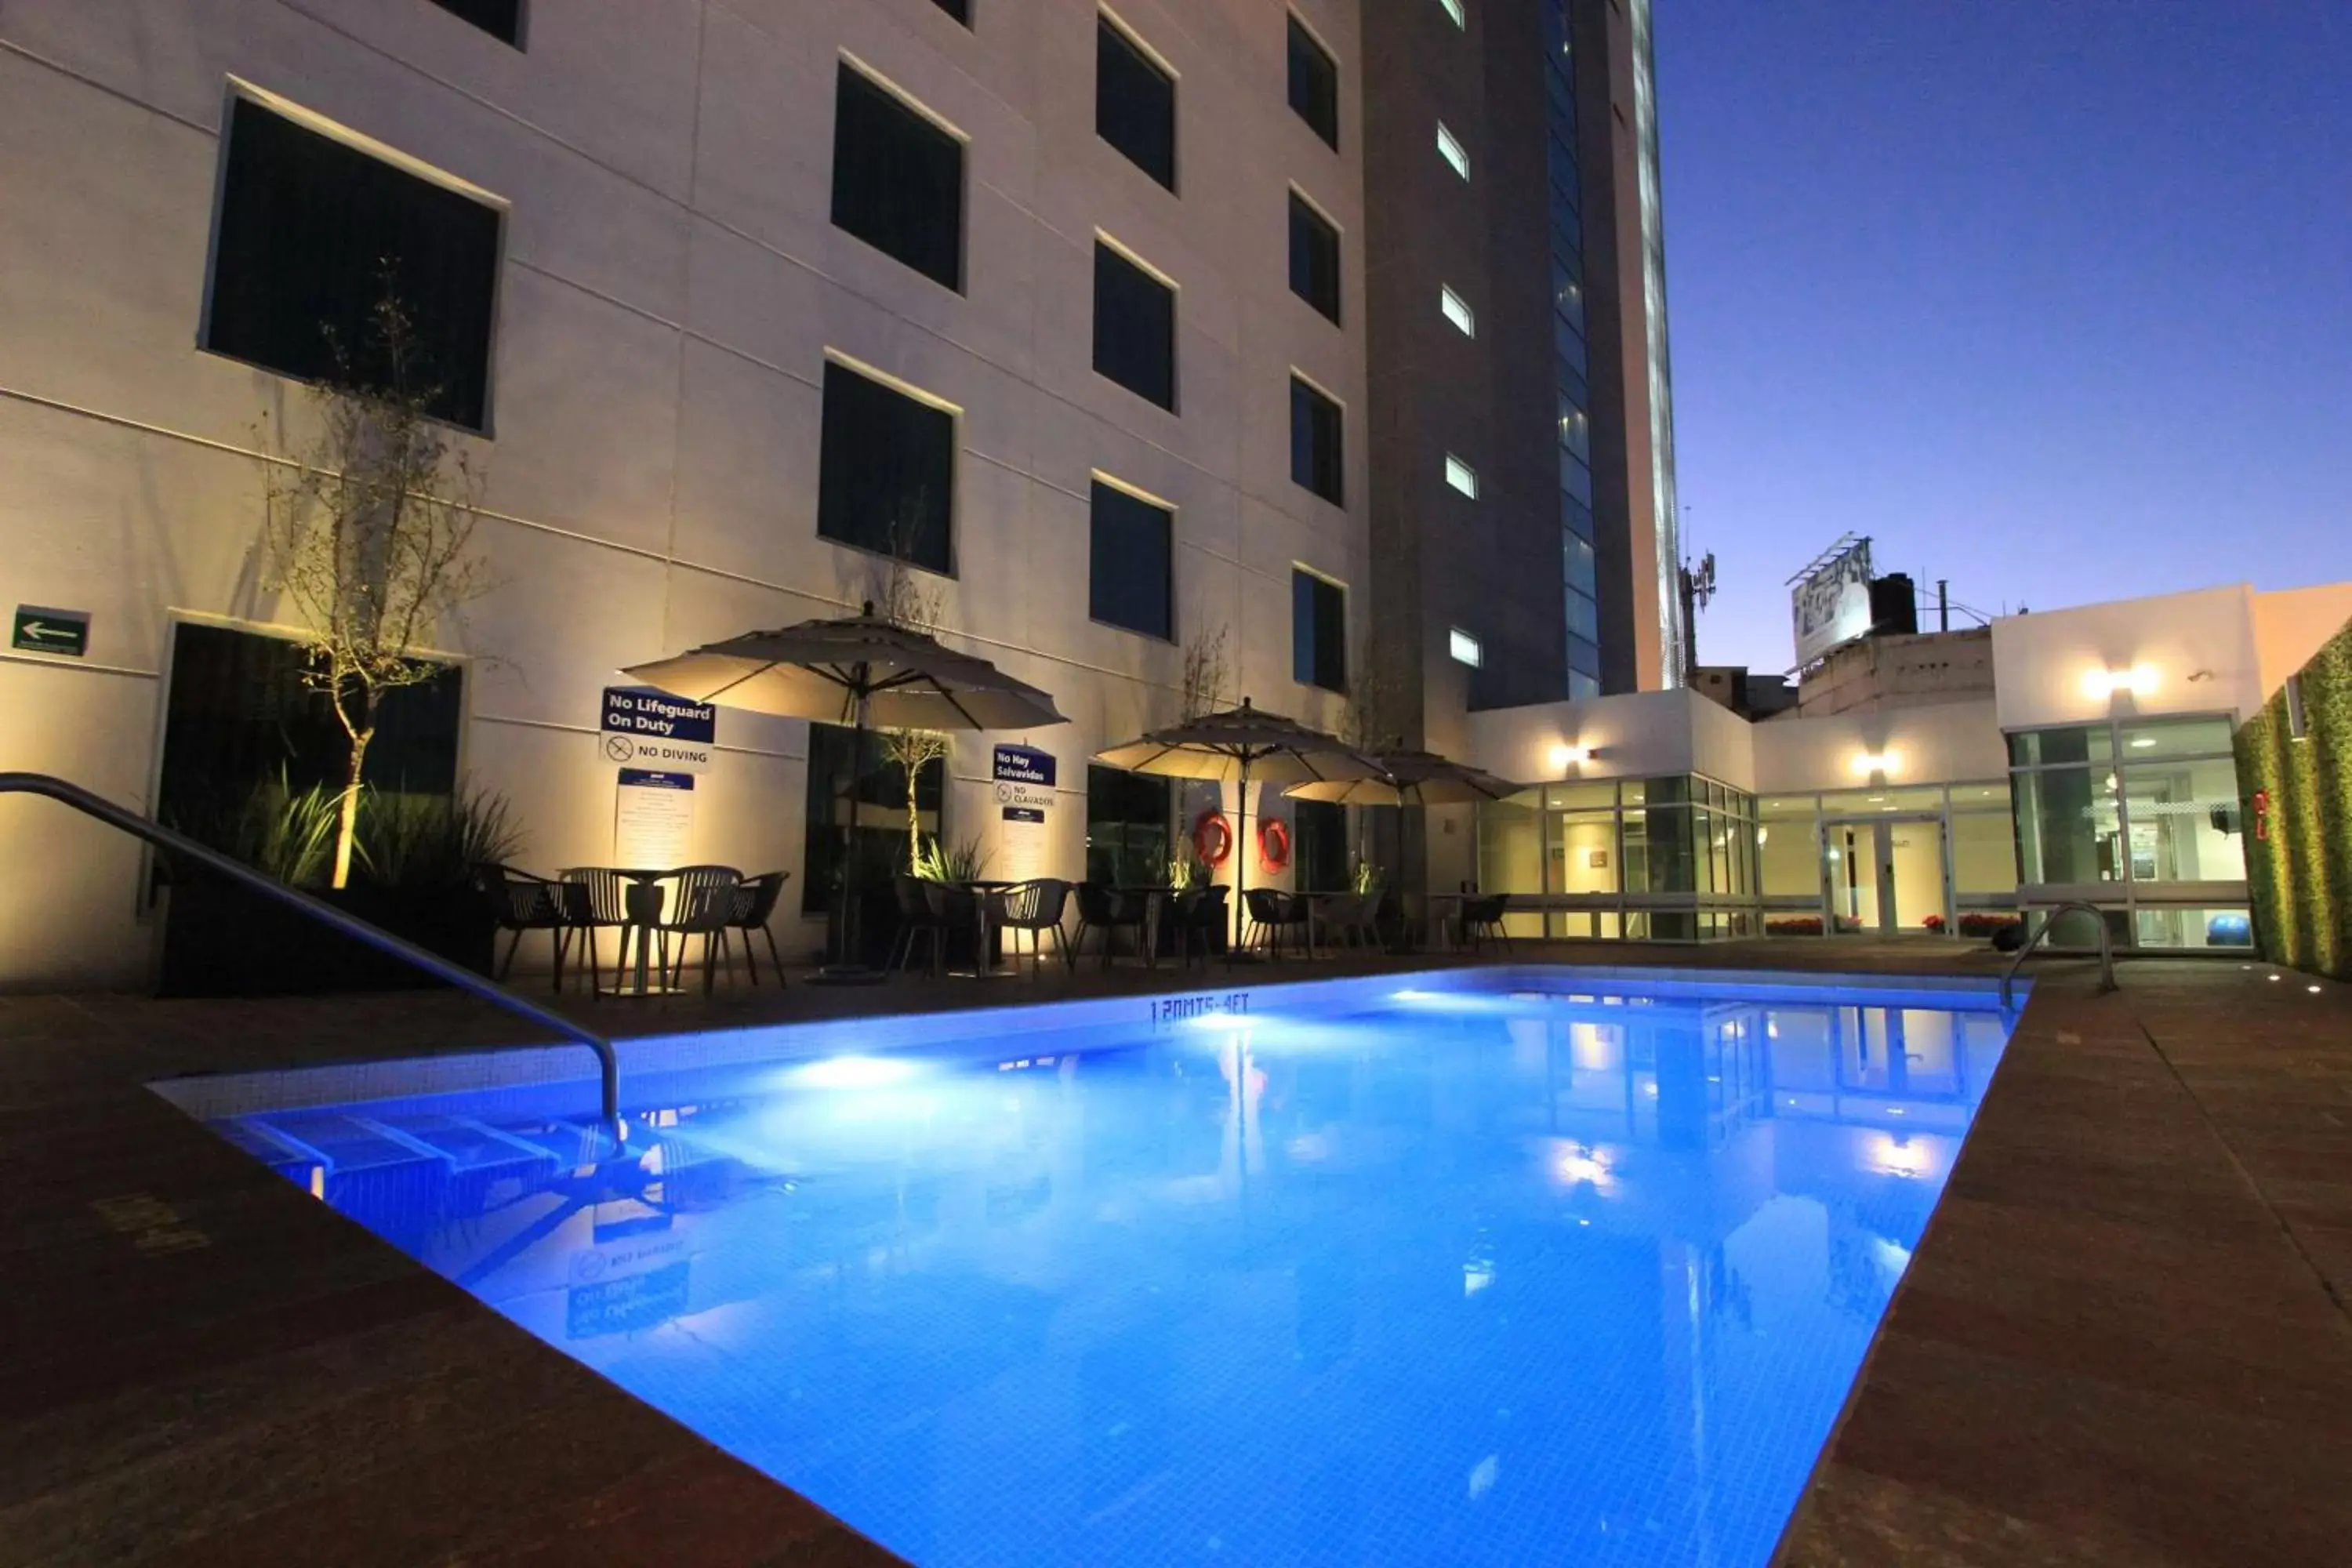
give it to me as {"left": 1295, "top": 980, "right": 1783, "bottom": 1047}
{"left": 953, "top": 879, "right": 1022, "bottom": 978}
{"left": 598, "top": 868, "right": 688, "bottom": 997}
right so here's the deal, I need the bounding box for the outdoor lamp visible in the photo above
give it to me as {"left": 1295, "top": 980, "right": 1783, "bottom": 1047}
{"left": 1849, "top": 750, "right": 1899, "bottom": 779}
{"left": 2082, "top": 664, "right": 2158, "bottom": 700}
{"left": 1548, "top": 742, "right": 1592, "bottom": 771}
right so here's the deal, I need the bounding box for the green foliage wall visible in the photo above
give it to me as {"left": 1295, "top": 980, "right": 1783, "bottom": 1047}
{"left": 2237, "top": 618, "right": 2352, "bottom": 978}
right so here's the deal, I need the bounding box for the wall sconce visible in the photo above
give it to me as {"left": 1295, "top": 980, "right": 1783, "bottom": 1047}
{"left": 1548, "top": 742, "right": 1593, "bottom": 771}
{"left": 2082, "top": 664, "right": 2158, "bottom": 700}
{"left": 1849, "top": 750, "right": 1899, "bottom": 779}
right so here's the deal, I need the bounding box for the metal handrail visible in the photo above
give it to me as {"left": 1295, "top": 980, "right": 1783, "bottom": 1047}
{"left": 0, "top": 771, "right": 619, "bottom": 1132}
{"left": 2001, "top": 899, "right": 2119, "bottom": 1010}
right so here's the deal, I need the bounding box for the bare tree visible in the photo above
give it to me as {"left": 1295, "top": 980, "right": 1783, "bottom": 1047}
{"left": 869, "top": 526, "right": 949, "bottom": 870}
{"left": 260, "top": 289, "right": 490, "bottom": 889}
{"left": 1344, "top": 659, "right": 1410, "bottom": 755}
{"left": 1180, "top": 623, "right": 1231, "bottom": 720}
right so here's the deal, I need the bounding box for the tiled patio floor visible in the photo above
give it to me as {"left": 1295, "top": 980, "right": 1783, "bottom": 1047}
{"left": 2, "top": 942, "right": 2347, "bottom": 1566}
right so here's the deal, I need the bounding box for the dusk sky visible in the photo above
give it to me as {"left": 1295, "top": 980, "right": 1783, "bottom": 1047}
{"left": 1657, "top": 0, "right": 2352, "bottom": 674}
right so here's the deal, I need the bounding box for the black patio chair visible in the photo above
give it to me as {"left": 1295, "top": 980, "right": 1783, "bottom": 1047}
{"left": 728, "top": 871, "right": 792, "bottom": 985}
{"left": 889, "top": 873, "right": 949, "bottom": 977}
{"left": 1171, "top": 884, "right": 1229, "bottom": 969}
{"left": 996, "top": 878, "right": 1074, "bottom": 975}
{"left": 1459, "top": 892, "right": 1512, "bottom": 953}
{"left": 1245, "top": 888, "right": 1312, "bottom": 958}
{"left": 1073, "top": 881, "right": 1149, "bottom": 968}
{"left": 471, "top": 864, "right": 568, "bottom": 989}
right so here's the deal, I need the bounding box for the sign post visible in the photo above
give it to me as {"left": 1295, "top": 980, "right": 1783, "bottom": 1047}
{"left": 11, "top": 606, "right": 89, "bottom": 659}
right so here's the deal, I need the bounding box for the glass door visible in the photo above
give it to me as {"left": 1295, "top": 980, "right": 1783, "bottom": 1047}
{"left": 1824, "top": 817, "right": 1950, "bottom": 935}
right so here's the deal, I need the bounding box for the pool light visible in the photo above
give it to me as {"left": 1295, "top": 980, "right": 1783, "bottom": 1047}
{"left": 793, "top": 1055, "right": 919, "bottom": 1090}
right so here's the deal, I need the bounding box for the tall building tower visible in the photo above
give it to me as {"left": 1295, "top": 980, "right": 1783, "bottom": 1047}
{"left": 1363, "top": 0, "right": 1684, "bottom": 764}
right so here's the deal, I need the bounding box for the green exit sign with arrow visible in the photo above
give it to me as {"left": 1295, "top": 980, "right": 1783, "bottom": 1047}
{"left": 12, "top": 606, "right": 90, "bottom": 659}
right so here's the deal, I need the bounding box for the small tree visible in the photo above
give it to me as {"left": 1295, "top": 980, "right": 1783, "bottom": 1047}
{"left": 869, "top": 528, "right": 949, "bottom": 871}
{"left": 261, "top": 288, "right": 490, "bottom": 888}
{"left": 1180, "top": 623, "right": 1232, "bottom": 720}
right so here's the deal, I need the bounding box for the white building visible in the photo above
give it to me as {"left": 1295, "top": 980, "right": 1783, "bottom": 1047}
{"left": 0, "top": 0, "right": 1370, "bottom": 985}
{"left": 1462, "top": 581, "right": 2352, "bottom": 949}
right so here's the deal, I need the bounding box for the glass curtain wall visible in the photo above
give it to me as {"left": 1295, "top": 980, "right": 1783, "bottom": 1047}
{"left": 1475, "top": 775, "right": 1757, "bottom": 942}
{"left": 1756, "top": 783, "right": 2020, "bottom": 940}
{"left": 1539, "top": 0, "right": 1602, "bottom": 699}
{"left": 2007, "top": 716, "right": 2250, "bottom": 949}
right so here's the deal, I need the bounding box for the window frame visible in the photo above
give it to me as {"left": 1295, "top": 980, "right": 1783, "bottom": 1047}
{"left": 814, "top": 352, "right": 960, "bottom": 577}
{"left": 200, "top": 82, "right": 510, "bottom": 435}
{"left": 1287, "top": 187, "right": 1343, "bottom": 325}
{"left": 1285, "top": 13, "right": 1340, "bottom": 150}
{"left": 1289, "top": 372, "right": 1345, "bottom": 506}
{"left": 1096, "top": 9, "right": 1179, "bottom": 192}
{"left": 1436, "top": 122, "right": 1471, "bottom": 180}
{"left": 1092, "top": 235, "right": 1180, "bottom": 412}
{"left": 1291, "top": 566, "right": 1349, "bottom": 693}
{"left": 829, "top": 58, "right": 968, "bottom": 293}
{"left": 1439, "top": 285, "right": 1476, "bottom": 337}
{"left": 1087, "top": 474, "right": 1177, "bottom": 642}
{"left": 1444, "top": 454, "right": 1479, "bottom": 499}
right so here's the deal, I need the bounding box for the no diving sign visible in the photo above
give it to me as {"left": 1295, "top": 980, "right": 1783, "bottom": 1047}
{"left": 601, "top": 686, "right": 717, "bottom": 773}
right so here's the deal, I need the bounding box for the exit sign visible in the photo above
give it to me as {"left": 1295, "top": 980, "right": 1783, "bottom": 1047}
{"left": 11, "top": 606, "right": 89, "bottom": 659}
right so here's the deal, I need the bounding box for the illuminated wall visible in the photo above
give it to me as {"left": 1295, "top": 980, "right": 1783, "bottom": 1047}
{"left": 2238, "top": 615, "right": 2352, "bottom": 978}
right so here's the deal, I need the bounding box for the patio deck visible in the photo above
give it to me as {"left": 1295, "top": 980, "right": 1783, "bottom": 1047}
{"left": 1, "top": 942, "right": 2346, "bottom": 1566}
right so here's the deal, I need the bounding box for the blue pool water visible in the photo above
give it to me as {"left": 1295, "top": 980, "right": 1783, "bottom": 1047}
{"left": 191, "top": 971, "right": 2013, "bottom": 1566}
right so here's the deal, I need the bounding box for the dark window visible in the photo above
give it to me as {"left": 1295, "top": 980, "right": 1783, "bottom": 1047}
{"left": 1094, "top": 243, "right": 1177, "bottom": 411}
{"left": 428, "top": 0, "right": 523, "bottom": 46}
{"left": 1097, "top": 16, "right": 1176, "bottom": 190}
{"left": 1086, "top": 765, "right": 1171, "bottom": 887}
{"left": 1290, "top": 377, "right": 1343, "bottom": 503}
{"left": 205, "top": 98, "right": 502, "bottom": 430}
{"left": 1089, "top": 481, "right": 1174, "bottom": 639}
{"left": 1291, "top": 798, "right": 1348, "bottom": 891}
{"left": 931, "top": 0, "right": 971, "bottom": 22}
{"left": 1292, "top": 569, "right": 1346, "bottom": 691}
{"left": 817, "top": 361, "right": 955, "bottom": 574}
{"left": 801, "top": 722, "right": 943, "bottom": 916}
{"left": 1287, "top": 16, "right": 1338, "bottom": 148}
{"left": 154, "top": 622, "right": 462, "bottom": 884}
{"left": 831, "top": 64, "right": 964, "bottom": 292}
{"left": 1288, "top": 193, "right": 1341, "bottom": 324}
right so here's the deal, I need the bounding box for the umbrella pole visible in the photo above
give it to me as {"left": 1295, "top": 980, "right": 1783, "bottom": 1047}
{"left": 1233, "top": 753, "right": 1250, "bottom": 959}
{"left": 815, "top": 686, "right": 884, "bottom": 985}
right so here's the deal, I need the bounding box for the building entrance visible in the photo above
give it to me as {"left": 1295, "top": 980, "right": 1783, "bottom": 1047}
{"left": 1823, "top": 815, "right": 1949, "bottom": 936}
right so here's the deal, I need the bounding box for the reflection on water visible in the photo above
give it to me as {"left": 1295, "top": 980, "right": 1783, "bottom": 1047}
{"left": 223, "top": 985, "right": 2010, "bottom": 1568}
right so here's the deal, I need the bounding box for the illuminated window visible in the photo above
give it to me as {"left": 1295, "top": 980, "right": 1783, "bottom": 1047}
{"left": 1436, "top": 122, "right": 1470, "bottom": 180}
{"left": 1450, "top": 628, "right": 1483, "bottom": 668}
{"left": 1439, "top": 285, "right": 1475, "bottom": 336}
{"left": 1438, "top": 0, "right": 1467, "bottom": 28}
{"left": 1444, "top": 455, "right": 1478, "bottom": 499}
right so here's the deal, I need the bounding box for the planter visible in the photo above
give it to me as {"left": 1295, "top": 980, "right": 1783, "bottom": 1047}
{"left": 158, "top": 872, "right": 494, "bottom": 997}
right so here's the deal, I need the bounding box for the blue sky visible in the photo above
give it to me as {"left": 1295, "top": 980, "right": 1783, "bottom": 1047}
{"left": 1657, "top": 0, "right": 2352, "bottom": 672}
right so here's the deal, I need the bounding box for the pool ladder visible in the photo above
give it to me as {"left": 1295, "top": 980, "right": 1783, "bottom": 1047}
{"left": 2000, "top": 899, "right": 2118, "bottom": 1011}
{"left": 0, "top": 771, "right": 620, "bottom": 1133}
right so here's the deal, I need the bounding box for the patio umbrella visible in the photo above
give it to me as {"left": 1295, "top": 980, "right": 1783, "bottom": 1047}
{"left": 624, "top": 604, "right": 1067, "bottom": 978}
{"left": 1282, "top": 748, "right": 1526, "bottom": 808}
{"left": 1094, "top": 699, "right": 1381, "bottom": 954}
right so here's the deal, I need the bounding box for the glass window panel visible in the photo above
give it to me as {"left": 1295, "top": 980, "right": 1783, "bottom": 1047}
{"left": 2132, "top": 907, "right": 2256, "bottom": 950}
{"left": 1436, "top": 122, "right": 1470, "bottom": 180}
{"left": 1292, "top": 569, "right": 1347, "bottom": 691}
{"left": 1950, "top": 809, "right": 2017, "bottom": 896}
{"left": 1290, "top": 377, "right": 1345, "bottom": 503}
{"left": 1440, "top": 285, "right": 1476, "bottom": 336}
{"left": 817, "top": 361, "right": 955, "bottom": 573}
{"left": 1567, "top": 633, "right": 1599, "bottom": 674}
{"left": 1567, "top": 670, "right": 1600, "bottom": 699}
{"left": 1555, "top": 312, "right": 1588, "bottom": 376}
{"left": 802, "top": 720, "right": 944, "bottom": 914}
{"left": 2118, "top": 716, "right": 2235, "bottom": 762}
{"left": 1085, "top": 764, "right": 1171, "bottom": 887}
{"left": 2118, "top": 756, "right": 2248, "bottom": 881}
{"left": 1544, "top": 782, "right": 1616, "bottom": 810}
{"left": 207, "top": 98, "right": 503, "bottom": 430}
{"left": 1948, "top": 780, "right": 2013, "bottom": 814}
{"left": 831, "top": 66, "right": 964, "bottom": 295}
{"left": 1562, "top": 453, "right": 1592, "bottom": 507}
{"left": 1479, "top": 793, "right": 1542, "bottom": 895}
{"left": 1819, "top": 785, "right": 1945, "bottom": 815}
{"left": 1088, "top": 481, "right": 1173, "bottom": 639}
{"left": 1555, "top": 810, "right": 1618, "bottom": 895}
{"left": 1564, "top": 532, "right": 1597, "bottom": 596}
{"left": 2009, "top": 725, "right": 2112, "bottom": 768}
{"left": 1098, "top": 17, "right": 1177, "bottom": 190}
{"left": 1759, "top": 815, "right": 1820, "bottom": 897}
{"left": 1288, "top": 194, "right": 1341, "bottom": 323}
{"left": 2012, "top": 765, "right": 2122, "bottom": 884}
{"left": 1094, "top": 242, "right": 1177, "bottom": 410}
{"left": 1759, "top": 795, "right": 1817, "bottom": 821}
{"left": 1286, "top": 17, "right": 1339, "bottom": 148}
{"left": 1565, "top": 588, "right": 1599, "bottom": 643}
{"left": 430, "top": 0, "right": 523, "bottom": 46}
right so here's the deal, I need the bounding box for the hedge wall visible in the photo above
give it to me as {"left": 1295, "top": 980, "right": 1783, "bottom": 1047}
{"left": 2238, "top": 617, "right": 2352, "bottom": 978}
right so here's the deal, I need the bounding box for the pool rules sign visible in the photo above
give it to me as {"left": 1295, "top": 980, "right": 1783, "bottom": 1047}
{"left": 993, "top": 744, "right": 1056, "bottom": 881}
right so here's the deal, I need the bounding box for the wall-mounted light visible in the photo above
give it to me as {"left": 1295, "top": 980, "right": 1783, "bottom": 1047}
{"left": 2082, "top": 664, "right": 2158, "bottom": 700}
{"left": 1849, "top": 750, "right": 1900, "bottom": 779}
{"left": 1548, "top": 742, "right": 1592, "bottom": 771}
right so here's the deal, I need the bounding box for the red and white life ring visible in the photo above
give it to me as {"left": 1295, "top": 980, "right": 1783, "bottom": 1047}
{"left": 1192, "top": 809, "right": 1235, "bottom": 867}
{"left": 1257, "top": 817, "right": 1293, "bottom": 873}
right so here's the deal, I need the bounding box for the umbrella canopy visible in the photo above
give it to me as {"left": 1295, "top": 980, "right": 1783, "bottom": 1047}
{"left": 1283, "top": 748, "right": 1525, "bottom": 807}
{"left": 1094, "top": 699, "right": 1381, "bottom": 786}
{"left": 622, "top": 604, "right": 1066, "bottom": 732}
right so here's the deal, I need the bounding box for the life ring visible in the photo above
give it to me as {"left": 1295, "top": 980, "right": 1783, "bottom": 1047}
{"left": 1192, "top": 810, "right": 1234, "bottom": 867}
{"left": 1257, "top": 817, "right": 1293, "bottom": 873}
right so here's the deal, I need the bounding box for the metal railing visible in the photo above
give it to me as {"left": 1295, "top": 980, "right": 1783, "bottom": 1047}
{"left": 2001, "top": 899, "right": 2118, "bottom": 1011}
{"left": 0, "top": 771, "right": 619, "bottom": 1131}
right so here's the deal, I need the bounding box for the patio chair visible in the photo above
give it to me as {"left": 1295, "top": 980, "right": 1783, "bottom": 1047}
{"left": 1171, "top": 884, "right": 1229, "bottom": 969}
{"left": 656, "top": 865, "right": 745, "bottom": 995}
{"left": 889, "top": 873, "right": 949, "bottom": 977}
{"left": 1459, "top": 892, "right": 1511, "bottom": 953}
{"left": 559, "top": 866, "right": 633, "bottom": 992}
{"left": 1314, "top": 891, "right": 1379, "bottom": 953}
{"left": 727, "top": 871, "right": 792, "bottom": 986}
{"left": 1073, "top": 881, "right": 1149, "bottom": 968}
{"left": 1245, "top": 888, "right": 1312, "bottom": 958}
{"left": 996, "top": 878, "right": 1073, "bottom": 975}
{"left": 471, "top": 864, "right": 570, "bottom": 989}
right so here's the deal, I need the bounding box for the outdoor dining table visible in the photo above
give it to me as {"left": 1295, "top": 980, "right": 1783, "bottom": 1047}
{"left": 601, "top": 866, "right": 685, "bottom": 998}
{"left": 1116, "top": 886, "right": 1177, "bottom": 965}
{"left": 953, "top": 879, "right": 1022, "bottom": 978}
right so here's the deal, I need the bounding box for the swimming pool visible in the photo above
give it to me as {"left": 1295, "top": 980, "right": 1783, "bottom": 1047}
{"left": 169, "top": 967, "right": 2015, "bottom": 1566}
